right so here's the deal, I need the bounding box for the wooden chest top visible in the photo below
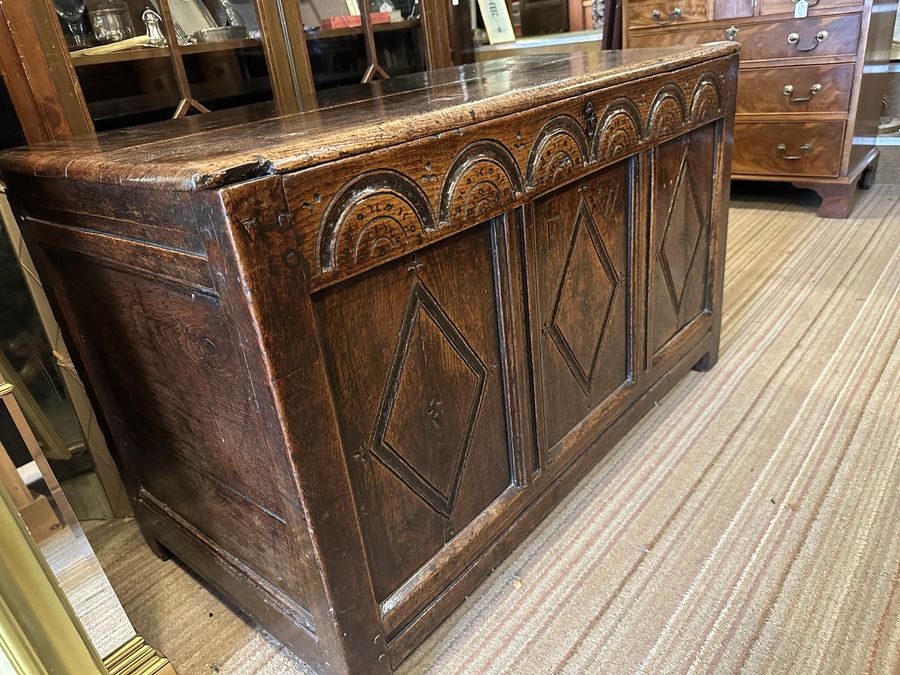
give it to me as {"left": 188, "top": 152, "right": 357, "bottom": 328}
{"left": 0, "top": 44, "right": 738, "bottom": 192}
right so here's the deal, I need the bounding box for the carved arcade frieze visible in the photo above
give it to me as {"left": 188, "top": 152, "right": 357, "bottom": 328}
{"left": 283, "top": 66, "right": 728, "bottom": 290}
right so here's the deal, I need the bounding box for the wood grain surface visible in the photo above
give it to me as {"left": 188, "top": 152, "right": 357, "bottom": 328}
{"left": 627, "top": 0, "right": 708, "bottom": 29}
{"left": 0, "top": 46, "right": 738, "bottom": 191}
{"left": 2, "top": 47, "right": 738, "bottom": 672}
{"left": 736, "top": 64, "right": 854, "bottom": 114}
{"left": 622, "top": 0, "right": 891, "bottom": 218}
{"left": 733, "top": 120, "right": 844, "bottom": 177}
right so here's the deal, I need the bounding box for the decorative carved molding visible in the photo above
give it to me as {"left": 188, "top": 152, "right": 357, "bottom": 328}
{"left": 439, "top": 141, "right": 523, "bottom": 226}
{"left": 372, "top": 280, "right": 487, "bottom": 517}
{"left": 318, "top": 171, "right": 435, "bottom": 273}
{"left": 691, "top": 74, "right": 723, "bottom": 124}
{"left": 306, "top": 72, "right": 729, "bottom": 286}
{"left": 583, "top": 100, "right": 598, "bottom": 139}
{"left": 526, "top": 116, "right": 590, "bottom": 189}
{"left": 547, "top": 199, "right": 620, "bottom": 394}
{"left": 647, "top": 84, "right": 687, "bottom": 138}
{"left": 592, "top": 98, "right": 644, "bottom": 163}
{"left": 658, "top": 147, "right": 706, "bottom": 318}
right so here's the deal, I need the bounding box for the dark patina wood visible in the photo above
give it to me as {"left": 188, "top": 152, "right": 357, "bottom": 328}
{"left": 624, "top": 0, "right": 896, "bottom": 218}
{"left": 0, "top": 45, "right": 738, "bottom": 673}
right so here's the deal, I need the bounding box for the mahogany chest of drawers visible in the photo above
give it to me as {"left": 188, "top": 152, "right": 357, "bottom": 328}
{"left": 625, "top": 0, "right": 895, "bottom": 217}
{"left": 0, "top": 45, "right": 737, "bottom": 672}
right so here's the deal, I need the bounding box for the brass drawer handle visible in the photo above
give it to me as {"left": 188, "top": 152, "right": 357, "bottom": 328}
{"left": 651, "top": 7, "right": 682, "bottom": 23}
{"left": 725, "top": 25, "right": 739, "bottom": 40}
{"left": 783, "top": 83, "right": 823, "bottom": 103}
{"left": 776, "top": 142, "right": 812, "bottom": 160}
{"left": 787, "top": 30, "right": 828, "bottom": 51}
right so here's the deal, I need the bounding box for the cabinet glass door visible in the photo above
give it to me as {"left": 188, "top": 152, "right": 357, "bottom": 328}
{"left": 59, "top": 0, "right": 275, "bottom": 131}
{"left": 303, "top": 0, "right": 428, "bottom": 92}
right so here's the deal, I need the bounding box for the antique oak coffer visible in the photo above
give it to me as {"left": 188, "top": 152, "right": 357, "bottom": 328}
{"left": 0, "top": 44, "right": 738, "bottom": 672}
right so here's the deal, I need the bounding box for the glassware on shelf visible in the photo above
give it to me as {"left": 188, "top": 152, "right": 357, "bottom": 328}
{"left": 141, "top": 9, "right": 167, "bottom": 46}
{"left": 88, "top": 0, "right": 135, "bottom": 44}
{"left": 216, "top": 0, "right": 246, "bottom": 28}
{"left": 194, "top": 25, "right": 248, "bottom": 42}
{"left": 53, "top": 0, "right": 89, "bottom": 48}
{"left": 229, "top": 0, "right": 261, "bottom": 38}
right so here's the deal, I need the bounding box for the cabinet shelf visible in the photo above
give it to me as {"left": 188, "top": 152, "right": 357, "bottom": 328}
{"left": 70, "top": 38, "right": 263, "bottom": 68}
{"left": 86, "top": 75, "right": 271, "bottom": 121}
{"left": 306, "top": 19, "right": 420, "bottom": 41}
{"left": 3, "top": 0, "right": 451, "bottom": 139}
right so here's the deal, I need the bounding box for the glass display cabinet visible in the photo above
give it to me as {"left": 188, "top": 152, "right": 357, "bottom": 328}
{"left": 0, "top": 0, "right": 457, "bottom": 139}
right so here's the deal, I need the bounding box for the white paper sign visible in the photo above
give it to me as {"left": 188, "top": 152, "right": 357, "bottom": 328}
{"left": 476, "top": 0, "right": 516, "bottom": 44}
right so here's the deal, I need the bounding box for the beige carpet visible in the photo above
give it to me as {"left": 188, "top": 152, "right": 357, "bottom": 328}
{"left": 87, "top": 183, "right": 900, "bottom": 674}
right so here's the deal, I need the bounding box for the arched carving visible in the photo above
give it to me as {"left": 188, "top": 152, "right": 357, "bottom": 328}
{"left": 593, "top": 98, "right": 643, "bottom": 163}
{"left": 647, "top": 84, "right": 687, "bottom": 138}
{"left": 526, "top": 116, "right": 590, "bottom": 189}
{"left": 318, "top": 171, "right": 435, "bottom": 273}
{"left": 439, "top": 141, "right": 523, "bottom": 226}
{"left": 691, "top": 74, "right": 723, "bottom": 124}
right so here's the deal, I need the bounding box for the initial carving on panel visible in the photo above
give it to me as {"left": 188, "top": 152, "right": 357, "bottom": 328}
{"left": 647, "top": 84, "right": 687, "bottom": 139}
{"left": 593, "top": 99, "right": 643, "bottom": 163}
{"left": 548, "top": 199, "right": 620, "bottom": 394}
{"left": 527, "top": 116, "right": 590, "bottom": 189}
{"left": 439, "top": 141, "right": 523, "bottom": 226}
{"left": 371, "top": 281, "right": 487, "bottom": 517}
{"left": 691, "top": 74, "right": 723, "bottom": 124}
{"left": 658, "top": 147, "right": 707, "bottom": 318}
{"left": 318, "top": 171, "right": 435, "bottom": 273}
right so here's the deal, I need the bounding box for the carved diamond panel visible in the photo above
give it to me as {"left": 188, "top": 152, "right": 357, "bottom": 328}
{"left": 659, "top": 150, "right": 706, "bottom": 315}
{"left": 373, "top": 282, "right": 487, "bottom": 517}
{"left": 548, "top": 200, "right": 619, "bottom": 394}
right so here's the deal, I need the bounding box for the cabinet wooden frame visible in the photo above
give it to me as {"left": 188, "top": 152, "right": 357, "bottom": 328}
{"left": 0, "top": 0, "right": 454, "bottom": 142}
{"left": 1, "top": 47, "right": 738, "bottom": 672}
{"left": 622, "top": 0, "right": 894, "bottom": 217}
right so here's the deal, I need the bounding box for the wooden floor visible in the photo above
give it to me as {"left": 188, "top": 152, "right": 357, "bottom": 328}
{"left": 86, "top": 183, "right": 900, "bottom": 674}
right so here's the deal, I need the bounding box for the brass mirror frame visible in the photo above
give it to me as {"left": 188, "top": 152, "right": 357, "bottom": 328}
{"left": 0, "top": 381, "right": 175, "bottom": 675}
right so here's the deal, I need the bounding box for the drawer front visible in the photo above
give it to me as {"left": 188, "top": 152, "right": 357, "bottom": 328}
{"left": 737, "top": 63, "right": 854, "bottom": 113}
{"left": 628, "top": 24, "right": 726, "bottom": 47}
{"left": 627, "top": 0, "right": 707, "bottom": 28}
{"left": 733, "top": 121, "right": 844, "bottom": 177}
{"left": 760, "top": 0, "right": 861, "bottom": 15}
{"left": 714, "top": 0, "right": 754, "bottom": 20}
{"left": 628, "top": 14, "right": 861, "bottom": 61}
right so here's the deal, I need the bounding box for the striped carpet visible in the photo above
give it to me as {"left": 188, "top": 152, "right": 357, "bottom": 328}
{"left": 86, "top": 183, "right": 900, "bottom": 674}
